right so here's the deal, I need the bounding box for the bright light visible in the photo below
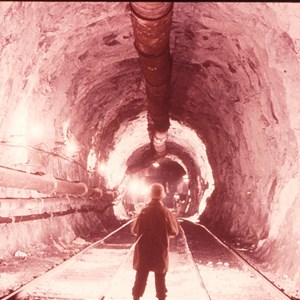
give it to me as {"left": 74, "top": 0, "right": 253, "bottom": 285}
{"left": 128, "top": 178, "right": 148, "bottom": 196}
{"left": 61, "top": 119, "right": 79, "bottom": 157}
{"left": 8, "top": 100, "right": 28, "bottom": 163}
{"left": 97, "top": 162, "right": 116, "bottom": 188}
{"left": 98, "top": 162, "right": 107, "bottom": 173}
{"left": 65, "top": 139, "right": 78, "bottom": 157}
{"left": 174, "top": 193, "right": 180, "bottom": 201}
{"left": 183, "top": 175, "right": 189, "bottom": 183}
{"left": 128, "top": 179, "right": 139, "bottom": 194}
{"left": 153, "top": 162, "right": 159, "bottom": 168}
{"left": 87, "top": 148, "right": 97, "bottom": 171}
{"left": 28, "top": 123, "right": 44, "bottom": 140}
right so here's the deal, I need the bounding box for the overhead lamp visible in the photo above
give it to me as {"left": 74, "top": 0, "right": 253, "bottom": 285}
{"left": 153, "top": 161, "right": 159, "bottom": 168}
{"left": 183, "top": 174, "right": 189, "bottom": 183}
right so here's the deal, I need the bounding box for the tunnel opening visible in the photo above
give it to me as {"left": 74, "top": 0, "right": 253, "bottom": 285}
{"left": 100, "top": 115, "right": 215, "bottom": 221}
{"left": 121, "top": 157, "right": 188, "bottom": 217}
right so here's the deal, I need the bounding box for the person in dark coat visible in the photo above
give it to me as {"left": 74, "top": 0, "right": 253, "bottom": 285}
{"left": 131, "top": 182, "right": 180, "bottom": 300}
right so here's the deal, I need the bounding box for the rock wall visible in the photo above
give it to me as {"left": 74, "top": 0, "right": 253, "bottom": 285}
{"left": 1, "top": 1, "right": 300, "bottom": 294}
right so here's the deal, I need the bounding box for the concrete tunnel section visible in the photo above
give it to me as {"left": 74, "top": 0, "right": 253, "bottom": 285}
{"left": 1, "top": 2, "right": 300, "bottom": 298}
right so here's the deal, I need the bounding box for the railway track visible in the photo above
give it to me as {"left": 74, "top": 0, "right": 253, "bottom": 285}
{"left": 1, "top": 219, "right": 292, "bottom": 300}
{"left": 181, "top": 220, "right": 292, "bottom": 300}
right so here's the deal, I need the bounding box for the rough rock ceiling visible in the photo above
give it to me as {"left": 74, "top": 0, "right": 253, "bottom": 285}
{"left": 1, "top": 1, "right": 300, "bottom": 287}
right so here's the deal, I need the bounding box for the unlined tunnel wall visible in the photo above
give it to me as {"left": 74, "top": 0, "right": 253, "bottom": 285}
{"left": 1, "top": 1, "right": 300, "bottom": 296}
{"left": 0, "top": 141, "right": 117, "bottom": 258}
{"left": 168, "top": 2, "right": 300, "bottom": 285}
{"left": 0, "top": 2, "right": 130, "bottom": 259}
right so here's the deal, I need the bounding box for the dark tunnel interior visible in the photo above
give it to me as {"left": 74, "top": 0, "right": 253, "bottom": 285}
{"left": 0, "top": 2, "right": 300, "bottom": 298}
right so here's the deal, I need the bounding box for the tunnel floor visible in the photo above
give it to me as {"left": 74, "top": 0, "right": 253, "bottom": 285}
{"left": 0, "top": 220, "right": 294, "bottom": 300}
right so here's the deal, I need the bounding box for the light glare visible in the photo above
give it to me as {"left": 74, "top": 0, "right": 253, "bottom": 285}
{"left": 28, "top": 123, "right": 43, "bottom": 139}
{"left": 128, "top": 178, "right": 148, "bottom": 196}
{"left": 87, "top": 148, "right": 97, "bottom": 171}
{"left": 98, "top": 163, "right": 107, "bottom": 173}
{"left": 65, "top": 139, "right": 78, "bottom": 156}
{"left": 183, "top": 175, "right": 189, "bottom": 183}
{"left": 153, "top": 162, "right": 159, "bottom": 168}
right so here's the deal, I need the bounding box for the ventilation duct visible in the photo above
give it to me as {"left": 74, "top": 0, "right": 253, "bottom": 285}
{"left": 0, "top": 166, "right": 102, "bottom": 197}
{"left": 130, "top": 2, "right": 173, "bottom": 157}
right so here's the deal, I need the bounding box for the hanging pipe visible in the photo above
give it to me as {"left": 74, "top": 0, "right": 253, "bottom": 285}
{"left": 0, "top": 166, "right": 102, "bottom": 197}
{"left": 130, "top": 2, "right": 173, "bottom": 157}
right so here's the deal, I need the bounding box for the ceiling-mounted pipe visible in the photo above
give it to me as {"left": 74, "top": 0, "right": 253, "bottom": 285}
{"left": 0, "top": 166, "right": 102, "bottom": 197}
{"left": 130, "top": 2, "right": 173, "bottom": 157}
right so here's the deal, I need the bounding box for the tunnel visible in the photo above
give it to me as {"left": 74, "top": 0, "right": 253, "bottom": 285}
{"left": 0, "top": 2, "right": 300, "bottom": 299}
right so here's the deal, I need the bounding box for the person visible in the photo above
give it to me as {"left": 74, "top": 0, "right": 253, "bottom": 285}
{"left": 131, "top": 182, "right": 180, "bottom": 300}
